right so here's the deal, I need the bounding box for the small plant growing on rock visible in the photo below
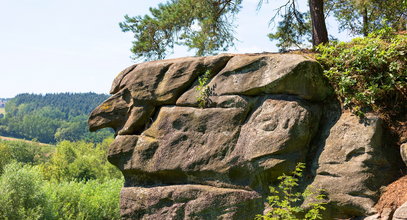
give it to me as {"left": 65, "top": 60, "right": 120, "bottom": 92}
{"left": 196, "top": 70, "right": 212, "bottom": 108}
{"left": 256, "top": 163, "right": 326, "bottom": 220}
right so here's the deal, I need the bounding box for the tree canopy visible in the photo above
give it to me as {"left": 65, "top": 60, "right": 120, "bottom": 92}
{"left": 326, "top": 0, "right": 407, "bottom": 36}
{"left": 121, "top": 0, "right": 406, "bottom": 59}
{"left": 120, "top": 0, "right": 242, "bottom": 60}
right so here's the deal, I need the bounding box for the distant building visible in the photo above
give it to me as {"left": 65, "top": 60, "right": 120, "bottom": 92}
{"left": 0, "top": 101, "right": 5, "bottom": 108}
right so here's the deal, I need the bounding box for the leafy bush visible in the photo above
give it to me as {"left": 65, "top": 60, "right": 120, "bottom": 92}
{"left": 0, "top": 140, "right": 54, "bottom": 173}
{"left": 0, "top": 162, "right": 51, "bottom": 220}
{"left": 0, "top": 137, "right": 123, "bottom": 219}
{"left": 316, "top": 28, "right": 406, "bottom": 117}
{"left": 41, "top": 139, "right": 121, "bottom": 182}
{"left": 195, "top": 70, "right": 212, "bottom": 108}
{"left": 0, "top": 142, "right": 12, "bottom": 173}
{"left": 256, "top": 163, "right": 326, "bottom": 220}
{"left": 45, "top": 178, "right": 122, "bottom": 220}
{"left": 0, "top": 162, "right": 122, "bottom": 220}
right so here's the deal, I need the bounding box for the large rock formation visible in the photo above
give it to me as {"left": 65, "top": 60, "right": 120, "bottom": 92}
{"left": 89, "top": 53, "right": 401, "bottom": 219}
{"left": 306, "top": 112, "right": 398, "bottom": 218}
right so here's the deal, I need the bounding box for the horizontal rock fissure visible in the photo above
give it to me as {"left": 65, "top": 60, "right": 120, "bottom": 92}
{"left": 156, "top": 93, "right": 318, "bottom": 110}
{"left": 123, "top": 183, "right": 255, "bottom": 193}
{"left": 346, "top": 192, "right": 377, "bottom": 200}
{"left": 317, "top": 171, "right": 341, "bottom": 177}
{"left": 122, "top": 169, "right": 257, "bottom": 191}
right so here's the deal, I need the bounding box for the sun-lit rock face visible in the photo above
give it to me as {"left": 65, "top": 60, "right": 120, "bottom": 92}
{"left": 89, "top": 53, "right": 401, "bottom": 220}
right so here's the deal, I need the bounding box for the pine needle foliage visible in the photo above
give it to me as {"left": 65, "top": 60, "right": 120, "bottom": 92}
{"left": 120, "top": 0, "right": 242, "bottom": 60}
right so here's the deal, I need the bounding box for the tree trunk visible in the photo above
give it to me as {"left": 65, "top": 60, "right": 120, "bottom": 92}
{"left": 309, "top": 0, "right": 329, "bottom": 46}
{"left": 362, "top": 7, "right": 369, "bottom": 36}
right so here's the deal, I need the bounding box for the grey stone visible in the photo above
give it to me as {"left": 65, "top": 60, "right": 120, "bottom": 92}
{"left": 120, "top": 185, "right": 262, "bottom": 220}
{"left": 401, "top": 143, "right": 407, "bottom": 167}
{"left": 394, "top": 202, "right": 407, "bottom": 220}
{"left": 178, "top": 54, "right": 333, "bottom": 104}
{"left": 306, "top": 113, "right": 395, "bottom": 218}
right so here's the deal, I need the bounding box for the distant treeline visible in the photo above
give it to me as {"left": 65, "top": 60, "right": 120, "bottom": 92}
{"left": 0, "top": 93, "right": 113, "bottom": 143}
{"left": 0, "top": 98, "right": 8, "bottom": 109}
{"left": 0, "top": 98, "right": 11, "bottom": 102}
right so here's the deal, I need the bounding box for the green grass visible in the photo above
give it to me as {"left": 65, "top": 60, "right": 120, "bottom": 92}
{"left": 0, "top": 107, "right": 5, "bottom": 114}
{"left": 0, "top": 136, "right": 53, "bottom": 147}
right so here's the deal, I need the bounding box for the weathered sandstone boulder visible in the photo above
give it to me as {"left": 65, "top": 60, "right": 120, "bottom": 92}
{"left": 120, "top": 185, "right": 262, "bottom": 220}
{"left": 89, "top": 53, "right": 401, "bottom": 219}
{"left": 401, "top": 143, "right": 407, "bottom": 167}
{"left": 306, "top": 113, "right": 397, "bottom": 218}
{"left": 393, "top": 202, "right": 407, "bottom": 220}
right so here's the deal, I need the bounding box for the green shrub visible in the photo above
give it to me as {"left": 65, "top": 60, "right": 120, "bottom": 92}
{"left": 0, "top": 142, "right": 13, "bottom": 173}
{"left": 45, "top": 178, "right": 123, "bottom": 220}
{"left": 0, "top": 162, "right": 122, "bottom": 220}
{"left": 256, "top": 163, "right": 326, "bottom": 220}
{"left": 0, "top": 140, "right": 54, "bottom": 169}
{"left": 40, "top": 139, "right": 121, "bottom": 182}
{"left": 316, "top": 28, "right": 406, "bottom": 117}
{"left": 196, "top": 70, "right": 212, "bottom": 108}
{"left": 0, "top": 162, "right": 51, "bottom": 220}
{"left": 0, "top": 138, "right": 123, "bottom": 219}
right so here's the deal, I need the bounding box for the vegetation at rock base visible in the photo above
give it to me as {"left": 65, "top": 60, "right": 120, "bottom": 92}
{"left": 44, "top": 178, "right": 121, "bottom": 220}
{"left": 316, "top": 28, "right": 407, "bottom": 118}
{"left": 0, "top": 93, "right": 113, "bottom": 144}
{"left": 256, "top": 163, "right": 326, "bottom": 220}
{"left": 0, "top": 139, "right": 122, "bottom": 219}
{"left": 40, "top": 139, "right": 122, "bottom": 182}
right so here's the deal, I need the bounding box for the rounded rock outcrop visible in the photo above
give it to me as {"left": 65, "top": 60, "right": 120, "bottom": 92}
{"left": 89, "top": 53, "right": 401, "bottom": 220}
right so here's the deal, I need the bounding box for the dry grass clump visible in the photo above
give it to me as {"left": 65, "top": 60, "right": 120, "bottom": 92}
{"left": 375, "top": 175, "right": 407, "bottom": 214}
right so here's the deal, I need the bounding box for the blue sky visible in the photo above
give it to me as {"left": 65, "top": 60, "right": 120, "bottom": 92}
{"left": 0, "top": 0, "right": 352, "bottom": 98}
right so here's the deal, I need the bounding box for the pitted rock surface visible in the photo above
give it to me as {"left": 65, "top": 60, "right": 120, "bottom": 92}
{"left": 306, "top": 113, "right": 397, "bottom": 219}
{"left": 89, "top": 53, "right": 401, "bottom": 219}
{"left": 120, "top": 185, "right": 262, "bottom": 220}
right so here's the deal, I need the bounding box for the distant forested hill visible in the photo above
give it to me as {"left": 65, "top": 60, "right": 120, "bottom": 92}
{"left": 0, "top": 93, "right": 113, "bottom": 143}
